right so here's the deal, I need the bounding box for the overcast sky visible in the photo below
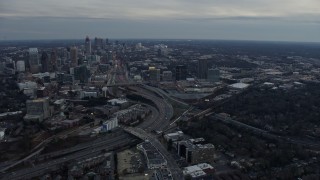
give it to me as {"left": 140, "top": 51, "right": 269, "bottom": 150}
{"left": 0, "top": 0, "right": 320, "bottom": 42}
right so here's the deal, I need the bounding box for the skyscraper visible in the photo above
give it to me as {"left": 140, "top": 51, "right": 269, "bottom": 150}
{"left": 198, "top": 59, "right": 208, "bottom": 79}
{"left": 40, "top": 52, "right": 49, "bottom": 72}
{"left": 28, "top": 48, "right": 39, "bottom": 66}
{"left": 94, "top": 37, "right": 104, "bottom": 50}
{"left": 149, "top": 67, "right": 160, "bottom": 82}
{"left": 175, "top": 65, "right": 187, "bottom": 81}
{"left": 70, "top": 47, "right": 78, "bottom": 67}
{"left": 74, "top": 65, "right": 90, "bottom": 83}
{"left": 29, "top": 48, "right": 40, "bottom": 73}
{"left": 50, "top": 48, "right": 57, "bottom": 72}
{"left": 85, "top": 36, "right": 91, "bottom": 55}
{"left": 16, "top": 61, "right": 25, "bottom": 72}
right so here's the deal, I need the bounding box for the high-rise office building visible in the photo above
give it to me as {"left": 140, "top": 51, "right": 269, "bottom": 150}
{"left": 198, "top": 59, "right": 208, "bottom": 79}
{"left": 149, "top": 67, "right": 160, "bottom": 82}
{"left": 28, "top": 48, "right": 39, "bottom": 66}
{"left": 41, "top": 52, "right": 49, "bottom": 72}
{"left": 85, "top": 36, "right": 91, "bottom": 55}
{"left": 94, "top": 37, "right": 104, "bottom": 50}
{"left": 74, "top": 65, "right": 90, "bottom": 83}
{"left": 16, "top": 61, "right": 26, "bottom": 72}
{"left": 175, "top": 65, "right": 187, "bottom": 81}
{"left": 70, "top": 47, "right": 78, "bottom": 67}
{"left": 29, "top": 48, "right": 40, "bottom": 73}
{"left": 50, "top": 49, "right": 57, "bottom": 72}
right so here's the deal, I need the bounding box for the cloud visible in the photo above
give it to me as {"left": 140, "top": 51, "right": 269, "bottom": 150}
{"left": 0, "top": 0, "right": 319, "bottom": 41}
{"left": 1, "top": 0, "right": 320, "bottom": 20}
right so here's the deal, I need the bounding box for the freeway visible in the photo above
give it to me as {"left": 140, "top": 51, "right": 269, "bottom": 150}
{"left": 1, "top": 59, "right": 182, "bottom": 179}
{"left": 138, "top": 105, "right": 160, "bottom": 130}
{"left": 1, "top": 133, "right": 138, "bottom": 180}
{"left": 33, "top": 130, "right": 126, "bottom": 162}
{"left": 0, "top": 121, "right": 101, "bottom": 173}
{"left": 142, "top": 84, "right": 189, "bottom": 108}
{"left": 2, "top": 83, "right": 177, "bottom": 179}
{"left": 129, "top": 86, "right": 174, "bottom": 131}
{"left": 124, "top": 86, "right": 187, "bottom": 180}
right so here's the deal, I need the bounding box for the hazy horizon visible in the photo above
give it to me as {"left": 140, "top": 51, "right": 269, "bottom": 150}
{"left": 1, "top": 0, "right": 320, "bottom": 42}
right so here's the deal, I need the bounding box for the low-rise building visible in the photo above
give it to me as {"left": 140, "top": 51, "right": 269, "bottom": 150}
{"left": 101, "top": 117, "right": 118, "bottom": 132}
{"left": 24, "top": 97, "right": 51, "bottom": 122}
{"left": 114, "top": 104, "right": 150, "bottom": 125}
{"left": 164, "top": 131, "right": 184, "bottom": 142}
{"left": 80, "top": 90, "right": 98, "bottom": 99}
{"left": 108, "top": 98, "right": 129, "bottom": 108}
{"left": 177, "top": 139, "right": 215, "bottom": 164}
{"left": 60, "top": 119, "right": 81, "bottom": 128}
{"left": 0, "top": 128, "right": 6, "bottom": 140}
{"left": 162, "top": 71, "right": 173, "bottom": 81}
{"left": 229, "top": 82, "right": 249, "bottom": 90}
{"left": 69, "top": 152, "right": 114, "bottom": 179}
{"left": 183, "top": 163, "right": 215, "bottom": 179}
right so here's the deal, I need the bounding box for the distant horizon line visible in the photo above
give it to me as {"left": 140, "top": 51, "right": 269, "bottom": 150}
{"left": 1, "top": 38, "right": 320, "bottom": 44}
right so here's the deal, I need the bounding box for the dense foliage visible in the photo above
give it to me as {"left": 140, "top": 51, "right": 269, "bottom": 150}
{"left": 218, "top": 83, "right": 320, "bottom": 136}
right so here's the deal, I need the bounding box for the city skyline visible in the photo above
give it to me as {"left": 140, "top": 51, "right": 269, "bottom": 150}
{"left": 0, "top": 0, "right": 320, "bottom": 42}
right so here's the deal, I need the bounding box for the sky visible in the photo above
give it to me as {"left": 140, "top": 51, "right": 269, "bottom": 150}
{"left": 0, "top": 0, "right": 320, "bottom": 42}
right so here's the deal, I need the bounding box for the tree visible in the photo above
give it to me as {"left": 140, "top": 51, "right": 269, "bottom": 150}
{"left": 167, "top": 139, "right": 173, "bottom": 151}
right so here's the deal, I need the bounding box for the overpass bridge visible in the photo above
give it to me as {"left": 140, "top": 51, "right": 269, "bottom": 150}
{"left": 105, "top": 82, "right": 142, "bottom": 87}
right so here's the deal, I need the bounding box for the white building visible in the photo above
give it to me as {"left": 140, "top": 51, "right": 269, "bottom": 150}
{"left": 183, "top": 163, "right": 214, "bottom": 179}
{"left": 102, "top": 87, "right": 108, "bottom": 97}
{"left": 16, "top": 60, "right": 26, "bottom": 72}
{"left": 18, "top": 81, "right": 37, "bottom": 91}
{"left": 108, "top": 98, "right": 129, "bottom": 108}
{"left": 101, "top": 117, "right": 118, "bottom": 132}
{"left": 164, "top": 131, "right": 184, "bottom": 142}
{"left": 80, "top": 90, "right": 98, "bottom": 99}
{"left": 133, "top": 75, "right": 142, "bottom": 81}
{"left": 0, "top": 128, "right": 6, "bottom": 140}
{"left": 229, "top": 82, "right": 249, "bottom": 90}
{"left": 18, "top": 81, "right": 38, "bottom": 97}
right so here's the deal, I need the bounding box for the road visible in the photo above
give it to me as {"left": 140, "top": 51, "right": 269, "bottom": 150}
{"left": 1, "top": 58, "right": 182, "bottom": 179}
{"left": 142, "top": 84, "right": 189, "bottom": 108}
{"left": 125, "top": 127, "right": 184, "bottom": 180}
{"left": 0, "top": 121, "right": 98, "bottom": 173}
{"left": 129, "top": 86, "right": 174, "bottom": 131}
{"left": 1, "top": 132, "right": 138, "bottom": 180}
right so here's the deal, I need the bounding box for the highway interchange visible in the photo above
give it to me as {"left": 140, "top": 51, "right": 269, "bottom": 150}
{"left": 1, "top": 70, "right": 183, "bottom": 180}
{"left": 1, "top": 59, "right": 187, "bottom": 179}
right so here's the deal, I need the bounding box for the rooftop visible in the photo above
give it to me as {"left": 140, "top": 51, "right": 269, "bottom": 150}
{"left": 108, "top": 98, "right": 128, "bottom": 105}
{"left": 229, "top": 82, "right": 249, "bottom": 89}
